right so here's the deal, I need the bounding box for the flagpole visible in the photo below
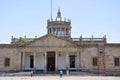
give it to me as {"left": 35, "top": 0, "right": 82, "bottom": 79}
{"left": 51, "top": 0, "right": 52, "bottom": 21}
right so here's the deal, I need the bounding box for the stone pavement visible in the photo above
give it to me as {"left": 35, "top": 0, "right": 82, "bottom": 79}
{"left": 0, "top": 76, "right": 120, "bottom": 80}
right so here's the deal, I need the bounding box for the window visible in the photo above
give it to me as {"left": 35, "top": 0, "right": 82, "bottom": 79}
{"left": 49, "top": 28, "right": 51, "bottom": 33}
{"left": 69, "top": 55, "right": 75, "bottom": 68}
{"left": 99, "top": 50, "right": 103, "bottom": 56}
{"left": 57, "top": 28, "right": 60, "bottom": 35}
{"left": 62, "top": 28, "right": 65, "bottom": 35}
{"left": 93, "top": 57, "right": 98, "bottom": 66}
{"left": 66, "top": 28, "right": 68, "bottom": 35}
{"left": 114, "top": 57, "right": 119, "bottom": 66}
{"left": 4, "top": 58, "right": 10, "bottom": 67}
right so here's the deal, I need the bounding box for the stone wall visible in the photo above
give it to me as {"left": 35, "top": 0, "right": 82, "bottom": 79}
{"left": 0, "top": 43, "right": 120, "bottom": 75}
{"left": 105, "top": 45, "right": 120, "bottom": 75}
{"left": 81, "top": 46, "right": 98, "bottom": 72}
{"left": 0, "top": 48, "right": 21, "bottom": 72}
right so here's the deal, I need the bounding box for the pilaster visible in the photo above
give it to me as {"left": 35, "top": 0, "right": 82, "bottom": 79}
{"left": 22, "top": 52, "right": 25, "bottom": 71}
{"left": 98, "top": 43, "right": 105, "bottom": 74}
{"left": 76, "top": 52, "right": 80, "bottom": 70}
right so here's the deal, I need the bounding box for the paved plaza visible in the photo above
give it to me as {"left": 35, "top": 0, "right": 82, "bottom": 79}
{"left": 0, "top": 76, "right": 120, "bottom": 80}
{"left": 0, "top": 72, "right": 120, "bottom": 80}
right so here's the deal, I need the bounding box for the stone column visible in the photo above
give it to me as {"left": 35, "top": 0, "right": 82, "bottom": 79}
{"left": 22, "top": 52, "right": 25, "bottom": 71}
{"left": 55, "top": 52, "right": 58, "bottom": 72}
{"left": 66, "top": 52, "right": 69, "bottom": 70}
{"left": 76, "top": 52, "right": 80, "bottom": 71}
{"left": 44, "top": 52, "right": 47, "bottom": 72}
{"left": 34, "top": 52, "right": 36, "bottom": 71}
{"left": 66, "top": 52, "right": 69, "bottom": 76}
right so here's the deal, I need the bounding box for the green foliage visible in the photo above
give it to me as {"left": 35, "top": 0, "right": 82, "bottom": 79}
{"left": 12, "top": 38, "right": 29, "bottom": 45}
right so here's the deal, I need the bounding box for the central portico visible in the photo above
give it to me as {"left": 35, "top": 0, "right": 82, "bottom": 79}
{"left": 22, "top": 51, "right": 80, "bottom": 72}
{"left": 21, "top": 34, "right": 80, "bottom": 72}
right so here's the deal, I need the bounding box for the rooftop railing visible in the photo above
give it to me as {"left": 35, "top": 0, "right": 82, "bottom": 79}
{"left": 72, "top": 36, "right": 107, "bottom": 44}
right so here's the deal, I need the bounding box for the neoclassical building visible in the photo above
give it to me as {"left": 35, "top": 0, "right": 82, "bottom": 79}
{"left": 0, "top": 9, "right": 120, "bottom": 75}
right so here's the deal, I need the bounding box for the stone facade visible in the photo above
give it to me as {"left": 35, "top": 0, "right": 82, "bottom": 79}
{"left": 0, "top": 9, "right": 120, "bottom": 75}
{"left": 0, "top": 47, "right": 20, "bottom": 71}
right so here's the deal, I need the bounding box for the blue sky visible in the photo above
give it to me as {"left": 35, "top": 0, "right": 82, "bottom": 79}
{"left": 0, "top": 0, "right": 120, "bottom": 43}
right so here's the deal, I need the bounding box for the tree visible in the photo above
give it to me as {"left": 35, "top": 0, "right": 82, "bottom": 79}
{"left": 12, "top": 37, "right": 29, "bottom": 45}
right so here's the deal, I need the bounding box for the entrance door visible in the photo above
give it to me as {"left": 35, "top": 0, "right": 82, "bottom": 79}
{"left": 47, "top": 52, "right": 55, "bottom": 71}
{"left": 30, "top": 55, "right": 34, "bottom": 68}
{"left": 69, "top": 55, "right": 75, "bottom": 68}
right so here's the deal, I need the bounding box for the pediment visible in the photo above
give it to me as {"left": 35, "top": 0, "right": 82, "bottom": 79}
{"left": 26, "top": 34, "right": 77, "bottom": 47}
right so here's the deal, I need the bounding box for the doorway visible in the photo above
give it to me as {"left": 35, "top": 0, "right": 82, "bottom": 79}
{"left": 69, "top": 55, "right": 75, "bottom": 68}
{"left": 47, "top": 51, "right": 55, "bottom": 71}
{"left": 30, "top": 55, "right": 34, "bottom": 68}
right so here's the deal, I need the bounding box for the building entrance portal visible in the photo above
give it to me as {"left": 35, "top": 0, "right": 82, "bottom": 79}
{"left": 47, "top": 51, "right": 55, "bottom": 71}
{"left": 30, "top": 55, "right": 34, "bottom": 68}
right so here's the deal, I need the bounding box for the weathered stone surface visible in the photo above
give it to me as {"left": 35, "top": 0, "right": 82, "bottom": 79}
{"left": 0, "top": 34, "right": 120, "bottom": 75}
{"left": 0, "top": 48, "right": 20, "bottom": 71}
{"left": 105, "top": 46, "right": 120, "bottom": 72}
{"left": 26, "top": 34, "right": 77, "bottom": 47}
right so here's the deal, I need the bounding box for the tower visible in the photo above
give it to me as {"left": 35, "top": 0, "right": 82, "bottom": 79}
{"left": 47, "top": 9, "right": 71, "bottom": 38}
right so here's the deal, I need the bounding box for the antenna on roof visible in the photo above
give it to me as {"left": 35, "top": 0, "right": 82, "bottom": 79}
{"left": 50, "top": 0, "right": 53, "bottom": 21}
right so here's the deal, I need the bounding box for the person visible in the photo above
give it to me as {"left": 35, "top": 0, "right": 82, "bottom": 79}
{"left": 59, "top": 70, "right": 63, "bottom": 78}
{"left": 30, "top": 71, "right": 33, "bottom": 77}
{"left": 49, "top": 65, "right": 52, "bottom": 71}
